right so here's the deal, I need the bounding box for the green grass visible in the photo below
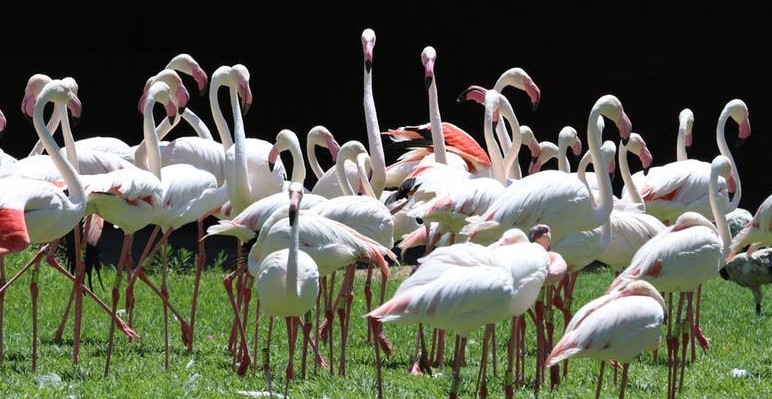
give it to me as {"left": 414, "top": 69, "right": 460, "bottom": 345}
{"left": 0, "top": 247, "right": 771, "bottom": 398}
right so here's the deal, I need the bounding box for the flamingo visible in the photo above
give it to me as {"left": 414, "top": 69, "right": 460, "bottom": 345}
{"left": 254, "top": 181, "right": 323, "bottom": 395}
{"left": 594, "top": 133, "right": 666, "bottom": 273}
{"left": 0, "top": 79, "right": 136, "bottom": 369}
{"left": 545, "top": 280, "right": 666, "bottom": 399}
{"left": 609, "top": 154, "right": 734, "bottom": 399}
{"left": 461, "top": 94, "right": 632, "bottom": 245}
{"left": 727, "top": 192, "right": 772, "bottom": 258}
{"left": 623, "top": 100, "right": 749, "bottom": 224}
{"left": 309, "top": 140, "right": 395, "bottom": 376}
{"left": 527, "top": 126, "right": 583, "bottom": 176}
{"left": 306, "top": 125, "right": 341, "bottom": 181}
{"left": 366, "top": 227, "right": 551, "bottom": 399}
{"left": 128, "top": 80, "right": 227, "bottom": 369}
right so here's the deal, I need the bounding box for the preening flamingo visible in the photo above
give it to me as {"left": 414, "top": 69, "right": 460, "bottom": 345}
{"left": 546, "top": 280, "right": 666, "bottom": 399}
{"left": 610, "top": 154, "right": 734, "bottom": 399}
{"left": 727, "top": 192, "right": 772, "bottom": 258}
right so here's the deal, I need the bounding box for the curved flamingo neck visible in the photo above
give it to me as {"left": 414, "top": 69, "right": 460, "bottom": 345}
{"left": 156, "top": 108, "right": 214, "bottom": 141}
{"left": 307, "top": 136, "right": 326, "bottom": 180}
{"left": 619, "top": 140, "right": 645, "bottom": 205}
{"left": 483, "top": 103, "right": 506, "bottom": 183}
{"left": 34, "top": 94, "right": 85, "bottom": 205}
{"left": 587, "top": 110, "right": 613, "bottom": 224}
{"left": 142, "top": 94, "right": 164, "bottom": 180}
{"left": 28, "top": 105, "right": 68, "bottom": 157}
{"left": 709, "top": 160, "right": 732, "bottom": 257}
{"left": 494, "top": 95, "right": 523, "bottom": 183}
{"left": 557, "top": 136, "right": 572, "bottom": 174}
{"left": 225, "top": 79, "right": 251, "bottom": 213}
{"left": 336, "top": 149, "right": 360, "bottom": 197}
{"left": 716, "top": 108, "right": 741, "bottom": 212}
{"left": 284, "top": 133, "right": 306, "bottom": 185}
{"left": 208, "top": 78, "right": 235, "bottom": 150}
{"left": 356, "top": 153, "right": 377, "bottom": 198}
{"left": 363, "top": 63, "right": 385, "bottom": 198}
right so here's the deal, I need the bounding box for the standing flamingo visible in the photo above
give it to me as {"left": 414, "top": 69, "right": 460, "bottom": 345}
{"left": 545, "top": 280, "right": 666, "bottom": 399}
{"left": 0, "top": 79, "right": 136, "bottom": 369}
{"left": 610, "top": 154, "right": 734, "bottom": 399}
{"left": 129, "top": 80, "right": 226, "bottom": 369}
{"left": 461, "top": 94, "right": 632, "bottom": 245}
{"left": 366, "top": 228, "right": 551, "bottom": 399}
{"left": 623, "top": 100, "right": 749, "bottom": 224}
{"left": 254, "top": 181, "right": 322, "bottom": 396}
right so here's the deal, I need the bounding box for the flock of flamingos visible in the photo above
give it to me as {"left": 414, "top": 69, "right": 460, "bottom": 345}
{"left": 0, "top": 27, "right": 770, "bottom": 399}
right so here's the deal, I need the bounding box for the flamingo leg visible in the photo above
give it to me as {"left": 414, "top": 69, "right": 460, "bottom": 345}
{"left": 618, "top": 363, "right": 630, "bottom": 399}
{"left": 262, "top": 317, "right": 274, "bottom": 394}
{"left": 222, "top": 266, "right": 251, "bottom": 375}
{"left": 693, "top": 284, "right": 709, "bottom": 353}
{"left": 504, "top": 316, "right": 517, "bottom": 399}
{"left": 595, "top": 360, "right": 606, "bottom": 399}
{"left": 187, "top": 217, "right": 207, "bottom": 353}
{"left": 104, "top": 234, "right": 132, "bottom": 377}
{"left": 370, "top": 318, "right": 384, "bottom": 399}
{"left": 678, "top": 292, "right": 694, "bottom": 395}
{"left": 449, "top": 335, "right": 468, "bottom": 399}
{"left": 475, "top": 324, "right": 492, "bottom": 399}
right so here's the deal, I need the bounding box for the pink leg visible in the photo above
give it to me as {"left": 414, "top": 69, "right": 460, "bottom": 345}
{"left": 618, "top": 363, "right": 630, "bottom": 399}
{"left": 595, "top": 361, "right": 605, "bottom": 399}
{"left": 449, "top": 335, "right": 467, "bottom": 399}
{"left": 222, "top": 266, "right": 251, "bottom": 375}
{"left": 104, "top": 235, "right": 133, "bottom": 377}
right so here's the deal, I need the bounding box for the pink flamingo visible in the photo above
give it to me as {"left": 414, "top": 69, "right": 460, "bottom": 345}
{"left": 366, "top": 227, "right": 551, "bottom": 399}
{"left": 545, "top": 280, "right": 666, "bottom": 399}
{"left": 0, "top": 79, "right": 136, "bottom": 369}
{"left": 609, "top": 154, "right": 734, "bottom": 399}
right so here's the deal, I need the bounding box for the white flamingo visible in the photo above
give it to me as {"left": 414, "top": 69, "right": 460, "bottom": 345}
{"left": 609, "top": 154, "right": 734, "bottom": 399}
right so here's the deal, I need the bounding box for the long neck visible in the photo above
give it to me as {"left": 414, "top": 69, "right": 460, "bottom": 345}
{"left": 287, "top": 208, "right": 300, "bottom": 297}
{"left": 209, "top": 82, "right": 235, "bottom": 150}
{"left": 428, "top": 80, "right": 447, "bottom": 165}
{"left": 497, "top": 100, "right": 523, "bottom": 183}
{"left": 497, "top": 122, "right": 520, "bottom": 179}
{"left": 587, "top": 114, "right": 613, "bottom": 223}
{"left": 287, "top": 139, "right": 306, "bottom": 185}
{"left": 676, "top": 123, "right": 688, "bottom": 162}
{"left": 363, "top": 65, "right": 385, "bottom": 198}
{"left": 228, "top": 84, "right": 251, "bottom": 213}
{"left": 716, "top": 110, "right": 741, "bottom": 212}
{"left": 156, "top": 108, "right": 214, "bottom": 141}
{"left": 557, "top": 137, "right": 571, "bottom": 173}
{"left": 336, "top": 153, "right": 358, "bottom": 196}
{"left": 307, "top": 139, "right": 326, "bottom": 179}
{"left": 709, "top": 165, "right": 732, "bottom": 258}
{"left": 357, "top": 154, "right": 377, "bottom": 198}
{"left": 58, "top": 104, "right": 80, "bottom": 172}
{"left": 33, "top": 101, "right": 85, "bottom": 205}
{"left": 483, "top": 110, "right": 507, "bottom": 183}
{"left": 142, "top": 98, "right": 163, "bottom": 179}
{"left": 28, "top": 104, "right": 65, "bottom": 157}
{"left": 619, "top": 141, "right": 645, "bottom": 205}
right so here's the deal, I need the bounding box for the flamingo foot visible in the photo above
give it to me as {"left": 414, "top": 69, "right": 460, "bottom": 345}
{"left": 236, "top": 354, "right": 251, "bottom": 377}
{"left": 694, "top": 326, "right": 710, "bottom": 352}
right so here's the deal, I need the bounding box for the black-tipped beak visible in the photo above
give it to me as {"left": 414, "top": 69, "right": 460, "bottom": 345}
{"left": 621, "top": 136, "right": 629, "bottom": 146}
{"left": 643, "top": 166, "right": 650, "bottom": 175}
{"left": 424, "top": 76, "right": 433, "bottom": 90}
{"left": 735, "top": 137, "right": 746, "bottom": 147}
{"left": 72, "top": 116, "right": 81, "bottom": 127}
{"left": 241, "top": 101, "right": 251, "bottom": 116}
{"left": 365, "top": 59, "right": 372, "bottom": 73}
{"left": 25, "top": 114, "right": 33, "bottom": 125}
{"left": 532, "top": 98, "right": 540, "bottom": 112}
{"left": 456, "top": 88, "right": 472, "bottom": 103}
{"left": 289, "top": 207, "right": 297, "bottom": 226}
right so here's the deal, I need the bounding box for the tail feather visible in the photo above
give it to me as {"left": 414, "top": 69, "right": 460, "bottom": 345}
{"left": 365, "top": 291, "right": 412, "bottom": 320}
{"left": 545, "top": 336, "right": 581, "bottom": 368}
{"left": 204, "top": 219, "right": 256, "bottom": 243}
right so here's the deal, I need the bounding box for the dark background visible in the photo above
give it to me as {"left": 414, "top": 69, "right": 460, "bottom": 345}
{"left": 2, "top": 2, "right": 771, "bottom": 263}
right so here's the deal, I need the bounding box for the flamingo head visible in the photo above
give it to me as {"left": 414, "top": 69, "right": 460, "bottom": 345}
{"left": 421, "top": 46, "right": 437, "bottom": 90}
{"left": 21, "top": 73, "right": 53, "bottom": 121}
{"left": 231, "top": 64, "right": 253, "bottom": 115}
{"left": 165, "top": 53, "right": 209, "bottom": 95}
{"left": 361, "top": 28, "right": 376, "bottom": 72}
{"left": 528, "top": 224, "right": 552, "bottom": 250}
{"left": 288, "top": 182, "right": 304, "bottom": 226}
